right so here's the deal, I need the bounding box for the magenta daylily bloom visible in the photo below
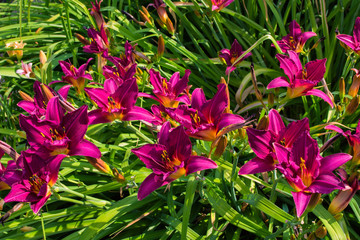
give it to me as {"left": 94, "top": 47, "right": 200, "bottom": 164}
{"left": 90, "top": 0, "right": 106, "bottom": 30}
{"left": 274, "top": 132, "right": 352, "bottom": 217}
{"left": 211, "top": 0, "right": 234, "bottom": 11}
{"left": 19, "top": 97, "right": 101, "bottom": 159}
{"left": 168, "top": 84, "right": 245, "bottom": 141}
{"left": 336, "top": 17, "right": 360, "bottom": 54}
{"left": 276, "top": 20, "right": 317, "bottom": 53}
{"left": 4, "top": 152, "right": 65, "bottom": 214}
{"left": 0, "top": 150, "right": 22, "bottom": 191}
{"left": 83, "top": 25, "right": 109, "bottom": 54}
{"left": 239, "top": 109, "right": 309, "bottom": 175}
{"left": 141, "top": 69, "right": 191, "bottom": 108}
{"left": 131, "top": 122, "right": 217, "bottom": 200}
{"left": 325, "top": 119, "right": 360, "bottom": 165}
{"left": 51, "top": 58, "right": 93, "bottom": 94}
{"left": 85, "top": 79, "right": 154, "bottom": 124}
{"left": 267, "top": 51, "right": 333, "bottom": 107}
{"left": 219, "top": 39, "right": 251, "bottom": 75}
{"left": 18, "top": 81, "right": 68, "bottom": 118}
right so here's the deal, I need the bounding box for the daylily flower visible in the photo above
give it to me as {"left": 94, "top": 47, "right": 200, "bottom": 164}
{"left": 83, "top": 25, "right": 109, "bottom": 54}
{"left": 18, "top": 81, "right": 69, "bottom": 119}
{"left": 52, "top": 58, "right": 93, "bottom": 94}
{"left": 267, "top": 51, "right": 333, "bottom": 107}
{"left": 85, "top": 79, "right": 154, "bottom": 124}
{"left": 0, "top": 149, "right": 22, "bottom": 191}
{"left": 211, "top": 0, "right": 234, "bottom": 11}
{"left": 219, "top": 39, "right": 251, "bottom": 75}
{"left": 336, "top": 17, "right": 360, "bottom": 55}
{"left": 6, "top": 41, "right": 26, "bottom": 60}
{"left": 19, "top": 97, "right": 101, "bottom": 159}
{"left": 276, "top": 20, "right": 317, "bottom": 53}
{"left": 168, "top": 84, "right": 245, "bottom": 141}
{"left": 131, "top": 122, "right": 217, "bottom": 200}
{"left": 16, "top": 61, "right": 34, "bottom": 78}
{"left": 238, "top": 109, "right": 309, "bottom": 175}
{"left": 90, "top": 0, "right": 106, "bottom": 30}
{"left": 4, "top": 152, "right": 65, "bottom": 214}
{"left": 325, "top": 119, "right": 360, "bottom": 166}
{"left": 273, "top": 132, "right": 352, "bottom": 217}
{"left": 141, "top": 69, "right": 191, "bottom": 108}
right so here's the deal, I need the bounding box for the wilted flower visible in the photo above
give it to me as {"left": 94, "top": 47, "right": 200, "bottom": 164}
{"left": 276, "top": 20, "right": 317, "bottom": 53}
{"left": 267, "top": 51, "right": 333, "bottom": 107}
{"left": 274, "top": 132, "right": 351, "bottom": 217}
{"left": 90, "top": 0, "right": 106, "bottom": 30}
{"left": 83, "top": 25, "right": 109, "bottom": 54}
{"left": 239, "top": 109, "right": 309, "bottom": 175}
{"left": 336, "top": 17, "right": 360, "bottom": 55}
{"left": 211, "top": 0, "right": 234, "bottom": 11}
{"left": 131, "top": 122, "right": 217, "bottom": 200}
{"left": 219, "top": 39, "right": 251, "bottom": 75}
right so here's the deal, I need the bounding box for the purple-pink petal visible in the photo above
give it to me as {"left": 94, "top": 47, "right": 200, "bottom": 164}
{"left": 63, "top": 105, "right": 89, "bottom": 144}
{"left": 292, "top": 191, "right": 312, "bottom": 217}
{"left": 30, "top": 195, "right": 51, "bottom": 214}
{"left": 69, "top": 139, "right": 101, "bottom": 159}
{"left": 268, "top": 109, "right": 285, "bottom": 135}
{"left": 267, "top": 77, "right": 290, "bottom": 89}
{"left": 247, "top": 128, "right": 274, "bottom": 159}
{"left": 138, "top": 173, "right": 171, "bottom": 200}
{"left": 238, "top": 156, "right": 275, "bottom": 175}
{"left": 320, "top": 153, "right": 352, "bottom": 173}
{"left": 307, "top": 173, "right": 344, "bottom": 194}
{"left": 304, "top": 89, "right": 334, "bottom": 108}
{"left": 186, "top": 156, "right": 217, "bottom": 175}
{"left": 336, "top": 34, "right": 356, "bottom": 49}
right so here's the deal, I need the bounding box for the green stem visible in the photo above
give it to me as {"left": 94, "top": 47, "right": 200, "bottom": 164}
{"left": 126, "top": 124, "right": 154, "bottom": 144}
{"left": 181, "top": 175, "right": 198, "bottom": 240}
{"left": 41, "top": 212, "right": 47, "bottom": 240}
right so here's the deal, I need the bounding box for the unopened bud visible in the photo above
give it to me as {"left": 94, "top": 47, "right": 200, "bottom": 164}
{"left": 112, "top": 168, "right": 125, "bottom": 182}
{"left": 307, "top": 193, "right": 321, "bottom": 212}
{"left": 19, "top": 90, "right": 34, "bottom": 102}
{"left": 40, "top": 83, "right": 55, "bottom": 103}
{"left": 315, "top": 226, "right": 327, "bottom": 238}
{"left": 139, "top": 6, "right": 153, "bottom": 26}
{"left": 349, "top": 70, "right": 360, "bottom": 97}
{"left": 75, "top": 33, "right": 90, "bottom": 45}
{"left": 336, "top": 104, "right": 342, "bottom": 112}
{"left": 158, "top": 35, "right": 165, "bottom": 58}
{"left": 328, "top": 178, "right": 358, "bottom": 215}
{"left": 238, "top": 128, "right": 247, "bottom": 139}
{"left": 0, "top": 140, "right": 20, "bottom": 161}
{"left": 257, "top": 115, "right": 269, "bottom": 130}
{"left": 321, "top": 78, "right": 334, "bottom": 107}
{"left": 307, "top": 232, "right": 316, "bottom": 240}
{"left": 268, "top": 93, "right": 274, "bottom": 108}
{"left": 339, "top": 77, "right": 345, "bottom": 101}
{"left": 39, "top": 50, "right": 47, "bottom": 65}
{"left": 85, "top": 157, "right": 112, "bottom": 175}
{"left": 166, "top": 18, "right": 175, "bottom": 35}
{"left": 157, "top": 6, "right": 169, "bottom": 24}
{"left": 220, "top": 77, "right": 230, "bottom": 113}
{"left": 345, "top": 95, "right": 359, "bottom": 115}
{"left": 214, "top": 136, "right": 228, "bottom": 158}
{"left": 20, "top": 226, "right": 35, "bottom": 232}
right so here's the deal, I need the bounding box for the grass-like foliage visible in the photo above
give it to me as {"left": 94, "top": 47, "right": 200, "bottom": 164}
{"left": 0, "top": 0, "right": 360, "bottom": 239}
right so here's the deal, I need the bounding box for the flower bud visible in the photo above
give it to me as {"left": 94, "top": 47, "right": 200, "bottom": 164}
{"left": 0, "top": 140, "right": 20, "bottom": 161}
{"left": 21, "top": 226, "right": 35, "bottom": 232}
{"left": 40, "top": 83, "right": 55, "bottom": 104}
{"left": 315, "top": 226, "right": 327, "bottom": 238}
{"left": 268, "top": 93, "right": 274, "bottom": 108}
{"left": 157, "top": 35, "right": 165, "bottom": 58}
{"left": 256, "top": 115, "right": 269, "bottom": 130}
{"left": 140, "top": 6, "right": 154, "bottom": 26}
{"left": 345, "top": 95, "right": 359, "bottom": 115}
{"left": 85, "top": 157, "right": 112, "bottom": 175}
{"left": 307, "top": 232, "right": 316, "bottom": 240}
{"left": 157, "top": 6, "right": 169, "bottom": 24}
{"left": 166, "top": 18, "right": 175, "bottom": 35}
{"left": 39, "top": 50, "right": 47, "bottom": 65}
{"left": 339, "top": 77, "right": 345, "bottom": 101}
{"left": 214, "top": 136, "right": 228, "bottom": 158}
{"left": 349, "top": 69, "right": 360, "bottom": 97}
{"left": 328, "top": 178, "right": 358, "bottom": 215}
{"left": 19, "top": 90, "right": 34, "bottom": 102}
{"left": 112, "top": 168, "right": 125, "bottom": 182}
{"left": 75, "top": 33, "right": 91, "bottom": 45}
{"left": 306, "top": 193, "right": 322, "bottom": 212}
